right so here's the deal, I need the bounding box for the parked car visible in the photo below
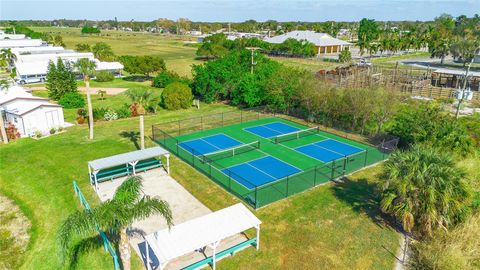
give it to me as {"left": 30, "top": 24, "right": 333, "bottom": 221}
{"left": 15, "top": 74, "right": 47, "bottom": 85}
{"left": 355, "top": 59, "right": 372, "bottom": 67}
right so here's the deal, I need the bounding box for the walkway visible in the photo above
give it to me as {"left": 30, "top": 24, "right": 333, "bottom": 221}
{"left": 29, "top": 86, "right": 127, "bottom": 95}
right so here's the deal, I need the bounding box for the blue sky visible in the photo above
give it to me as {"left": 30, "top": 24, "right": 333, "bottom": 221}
{"left": 1, "top": 0, "right": 478, "bottom": 22}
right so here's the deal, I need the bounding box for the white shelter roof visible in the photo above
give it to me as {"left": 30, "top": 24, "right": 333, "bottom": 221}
{"left": 0, "top": 86, "right": 61, "bottom": 116}
{"left": 11, "top": 46, "right": 69, "bottom": 57}
{"left": 88, "top": 147, "right": 170, "bottom": 171}
{"left": 433, "top": 68, "right": 480, "bottom": 77}
{"left": 265, "top": 30, "right": 351, "bottom": 47}
{"left": 0, "top": 85, "right": 33, "bottom": 104}
{"left": 95, "top": 60, "right": 124, "bottom": 71}
{"left": 0, "top": 39, "right": 45, "bottom": 48}
{"left": 16, "top": 52, "right": 94, "bottom": 63}
{"left": 145, "top": 203, "right": 261, "bottom": 265}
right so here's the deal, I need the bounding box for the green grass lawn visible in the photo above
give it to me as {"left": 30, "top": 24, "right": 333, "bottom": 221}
{"left": 269, "top": 56, "right": 340, "bottom": 72}
{"left": 32, "top": 89, "right": 135, "bottom": 123}
{"left": 31, "top": 27, "right": 203, "bottom": 77}
{"left": 0, "top": 103, "right": 400, "bottom": 270}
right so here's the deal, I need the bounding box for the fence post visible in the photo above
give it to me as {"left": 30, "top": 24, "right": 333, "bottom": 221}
{"left": 313, "top": 166, "right": 317, "bottom": 186}
{"left": 241, "top": 111, "right": 243, "bottom": 123}
{"left": 364, "top": 149, "right": 368, "bottom": 166}
{"left": 286, "top": 177, "right": 289, "bottom": 197}
{"left": 222, "top": 112, "right": 224, "bottom": 127}
{"left": 201, "top": 116, "right": 203, "bottom": 131}
{"left": 330, "top": 160, "right": 335, "bottom": 180}
{"left": 178, "top": 120, "right": 181, "bottom": 136}
{"left": 254, "top": 187, "right": 258, "bottom": 209}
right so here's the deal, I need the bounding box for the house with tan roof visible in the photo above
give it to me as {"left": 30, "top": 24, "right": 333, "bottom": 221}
{"left": 264, "top": 30, "right": 352, "bottom": 56}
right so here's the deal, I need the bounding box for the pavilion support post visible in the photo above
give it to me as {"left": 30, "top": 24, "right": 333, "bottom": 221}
{"left": 88, "top": 166, "right": 92, "bottom": 184}
{"left": 145, "top": 240, "right": 151, "bottom": 270}
{"left": 93, "top": 170, "right": 99, "bottom": 191}
{"left": 255, "top": 225, "right": 260, "bottom": 250}
{"left": 165, "top": 154, "right": 170, "bottom": 175}
{"left": 209, "top": 241, "right": 220, "bottom": 270}
{"left": 129, "top": 161, "right": 139, "bottom": 175}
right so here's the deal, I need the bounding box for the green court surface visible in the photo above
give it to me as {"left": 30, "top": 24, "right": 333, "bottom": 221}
{"left": 154, "top": 117, "right": 390, "bottom": 208}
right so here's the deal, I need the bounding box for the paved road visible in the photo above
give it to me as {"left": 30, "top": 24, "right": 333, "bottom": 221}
{"left": 28, "top": 86, "right": 128, "bottom": 95}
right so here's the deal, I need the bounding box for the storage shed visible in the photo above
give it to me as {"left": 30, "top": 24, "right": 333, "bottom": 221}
{"left": 0, "top": 86, "right": 66, "bottom": 137}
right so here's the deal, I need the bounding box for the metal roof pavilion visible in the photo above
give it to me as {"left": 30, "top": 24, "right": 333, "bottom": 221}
{"left": 88, "top": 146, "right": 170, "bottom": 190}
{"left": 88, "top": 146, "right": 169, "bottom": 171}
{"left": 144, "top": 203, "right": 261, "bottom": 270}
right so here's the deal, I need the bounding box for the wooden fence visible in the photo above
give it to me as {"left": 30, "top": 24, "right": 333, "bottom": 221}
{"left": 317, "top": 66, "right": 480, "bottom": 101}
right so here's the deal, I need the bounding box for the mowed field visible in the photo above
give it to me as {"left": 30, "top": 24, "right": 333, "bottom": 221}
{"left": 0, "top": 103, "right": 401, "bottom": 270}
{"left": 31, "top": 27, "right": 203, "bottom": 77}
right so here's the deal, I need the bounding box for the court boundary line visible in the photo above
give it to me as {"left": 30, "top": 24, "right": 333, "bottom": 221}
{"left": 311, "top": 142, "right": 346, "bottom": 157}
{"left": 242, "top": 121, "right": 301, "bottom": 138}
{"left": 201, "top": 140, "right": 260, "bottom": 161}
{"left": 247, "top": 155, "right": 303, "bottom": 176}
{"left": 294, "top": 144, "right": 342, "bottom": 163}
{"left": 219, "top": 155, "right": 303, "bottom": 190}
{"left": 242, "top": 125, "right": 281, "bottom": 138}
{"left": 177, "top": 133, "right": 243, "bottom": 155}
{"left": 313, "top": 133, "right": 366, "bottom": 152}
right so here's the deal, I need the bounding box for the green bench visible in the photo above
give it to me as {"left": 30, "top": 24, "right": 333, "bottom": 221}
{"left": 90, "top": 159, "right": 162, "bottom": 184}
{"left": 182, "top": 238, "right": 257, "bottom": 270}
{"left": 133, "top": 159, "right": 162, "bottom": 173}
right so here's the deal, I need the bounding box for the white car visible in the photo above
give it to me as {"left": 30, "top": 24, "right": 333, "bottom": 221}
{"left": 355, "top": 59, "right": 372, "bottom": 67}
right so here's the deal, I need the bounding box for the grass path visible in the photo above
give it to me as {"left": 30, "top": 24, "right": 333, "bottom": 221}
{"left": 0, "top": 103, "right": 400, "bottom": 269}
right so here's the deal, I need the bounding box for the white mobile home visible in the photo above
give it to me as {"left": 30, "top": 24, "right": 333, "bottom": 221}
{"left": 11, "top": 46, "right": 70, "bottom": 57}
{"left": 0, "top": 32, "right": 26, "bottom": 40}
{"left": 0, "top": 86, "right": 65, "bottom": 137}
{"left": 0, "top": 39, "right": 46, "bottom": 48}
{"left": 14, "top": 52, "right": 124, "bottom": 84}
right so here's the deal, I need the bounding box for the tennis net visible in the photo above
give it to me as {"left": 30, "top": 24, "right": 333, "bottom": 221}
{"left": 200, "top": 141, "right": 260, "bottom": 163}
{"left": 273, "top": 127, "right": 319, "bottom": 144}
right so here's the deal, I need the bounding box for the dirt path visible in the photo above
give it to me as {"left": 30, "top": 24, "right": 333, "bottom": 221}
{"left": 29, "top": 86, "right": 128, "bottom": 95}
{"left": 0, "top": 195, "right": 31, "bottom": 269}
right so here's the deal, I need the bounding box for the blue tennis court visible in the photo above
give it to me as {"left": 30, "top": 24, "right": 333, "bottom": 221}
{"left": 223, "top": 156, "right": 301, "bottom": 189}
{"left": 178, "top": 134, "right": 241, "bottom": 155}
{"left": 244, "top": 122, "right": 300, "bottom": 138}
{"left": 295, "top": 139, "right": 364, "bottom": 163}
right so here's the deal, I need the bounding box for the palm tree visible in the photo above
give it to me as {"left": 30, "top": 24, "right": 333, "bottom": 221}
{"left": 125, "top": 88, "right": 161, "bottom": 149}
{"left": 0, "top": 81, "right": 9, "bottom": 144}
{"left": 0, "top": 48, "right": 17, "bottom": 69}
{"left": 380, "top": 145, "right": 472, "bottom": 237}
{"left": 75, "top": 58, "right": 96, "bottom": 140}
{"left": 58, "top": 176, "right": 173, "bottom": 270}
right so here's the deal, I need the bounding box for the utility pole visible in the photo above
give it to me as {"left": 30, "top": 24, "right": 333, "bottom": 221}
{"left": 246, "top": 47, "right": 260, "bottom": 74}
{"left": 455, "top": 56, "right": 475, "bottom": 119}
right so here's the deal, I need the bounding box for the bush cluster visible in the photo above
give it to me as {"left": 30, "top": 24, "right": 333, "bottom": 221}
{"left": 95, "top": 71, "right": 114, "bottom": 82}
{"left": 58, "top": 92, "right": 85, "bottom": 109}
{"left": 162, "top": 82, "right": 193, "bottom": 110}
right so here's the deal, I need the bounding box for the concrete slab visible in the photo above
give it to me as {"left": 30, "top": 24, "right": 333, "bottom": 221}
{"left": 95, "top": 168, "right": 252, "bottom": 270}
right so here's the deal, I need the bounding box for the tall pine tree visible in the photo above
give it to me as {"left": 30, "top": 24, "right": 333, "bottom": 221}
{"left": 46, "top": 58, "right": 78, "bottom": 100}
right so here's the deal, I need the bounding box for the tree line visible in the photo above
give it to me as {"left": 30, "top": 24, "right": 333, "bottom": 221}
{"left": 196, "top": 33, "right": 317, "bottom": 59}
{"left": 357, "top": 14, "right": 480, "bottom": 65}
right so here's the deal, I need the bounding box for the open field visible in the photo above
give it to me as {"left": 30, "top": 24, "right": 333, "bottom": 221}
{"left": 31, "top": 27, "right": 203, "bottom": 77}
{"left": 0, "top": 102, "right": 401, "bottom": 270}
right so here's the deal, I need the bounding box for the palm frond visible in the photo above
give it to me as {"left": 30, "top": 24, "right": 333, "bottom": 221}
{"left": 57, "top": 209, "right": 99, "bottom": 263}
{"left": 113, "top": 175, "right": 143, "bottom": 204}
